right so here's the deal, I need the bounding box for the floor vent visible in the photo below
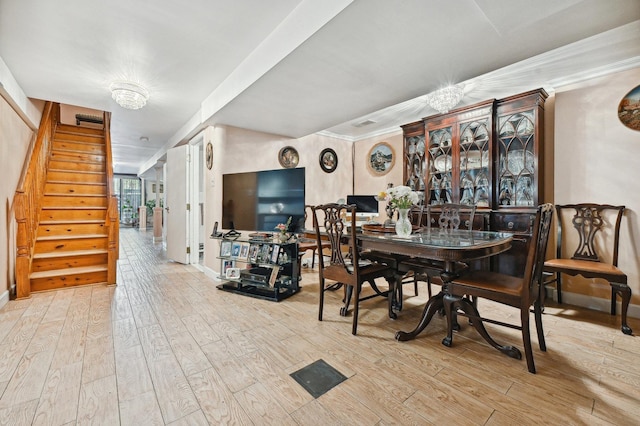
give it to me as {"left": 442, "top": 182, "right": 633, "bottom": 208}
{"left": 290, "top": 359, "right": 347, "bottom": 398}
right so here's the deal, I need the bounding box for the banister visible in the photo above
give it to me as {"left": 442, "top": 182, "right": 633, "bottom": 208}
{"left": 13, "top": 101, "right": 57, "bottom": 298}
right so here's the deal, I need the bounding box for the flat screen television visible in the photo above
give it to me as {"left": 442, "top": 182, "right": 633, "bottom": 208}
{"left": 346, "top": 195, "right": 379, "bottom": 217}
{"left": 222, "top": 168, "right": 305, "bottom": 233}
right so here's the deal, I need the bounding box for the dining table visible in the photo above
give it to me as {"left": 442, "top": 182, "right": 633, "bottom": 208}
{"left": 357, "top": 228, "right": 513, "bottom": 341}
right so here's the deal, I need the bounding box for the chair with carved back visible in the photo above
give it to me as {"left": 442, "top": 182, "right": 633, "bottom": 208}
{"left": 312, "top": 203, "right": 395, "bottom": 335}
{"left": 441, "top": 203, "right": 554, "bottom": 373}
{"left": 543, "top": 204, "right": 631, "bottom": 335}
{"left": 399, "top": 203, "right": 477, "bottom": 298}
{"left": 297, "top": 205, "right": 331, "bottom": 270}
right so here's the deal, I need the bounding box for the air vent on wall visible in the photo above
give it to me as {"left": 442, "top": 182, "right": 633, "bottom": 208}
{"left": 75, "top": 114, "right": 103, "bottom": 125}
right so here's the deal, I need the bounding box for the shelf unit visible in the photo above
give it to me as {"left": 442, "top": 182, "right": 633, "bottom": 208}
{"left": 215, "top": 236, "right": 300, "bottom": 301}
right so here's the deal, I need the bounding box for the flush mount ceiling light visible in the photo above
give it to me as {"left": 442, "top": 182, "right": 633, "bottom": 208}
{"left": 426, "top": 84, "right": 465, "bottom": 114}
{"left": 109, "top": 81, "right": 149, "bottom": 110}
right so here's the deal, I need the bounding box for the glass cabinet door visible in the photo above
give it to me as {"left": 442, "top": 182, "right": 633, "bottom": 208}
{"left": 427, "top": 127, "right": 453, "bottom": 205}
{"left": 497, "top": 110, "right": 535, "bottom": 207}
{"left": 404, "top": 134, "right": 426, "bottom": 202}
{"left": 458, "top": 118, "right": 491, "bottom": 207}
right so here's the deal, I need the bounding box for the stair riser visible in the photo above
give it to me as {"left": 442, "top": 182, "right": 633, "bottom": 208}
{"left": 34, "top": 237, "right": 108, "bottom": 253}
{"left": 42, "top": 196, "right": 108, "bottom": 208}
{"left": 37, "top": 223, "right": 107, "bottom": 237}
{"left": 40, "top": 209, "right": 107, "bottom": 222}
{"left": 31, "top": 270, "right": 108, "bottom": 292}
{"left": 51, "top": 151, "right": 105, "bottom": 163}
{"left": 45, "top": 182, "right": 106, "bottom": 195}
{"left": 47, "top": 171, "right": 104, "bottom": 183}
{"left": 32, "top": 253, "right": 108, "bottom": 272}
{"left": 52, "top": 140, "right": 105, "bottom": 155}
{"left": 48, "top": 160, "right": 104, "bottom": 173}
{"left": 54, "top": 133, "right": 104, "bottom": 144}
{"left": 56, "top": 124, "right": 104, "bottom": 136}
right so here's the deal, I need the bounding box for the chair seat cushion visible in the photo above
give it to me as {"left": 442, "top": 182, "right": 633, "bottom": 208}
{"left": 452, "top": 270, "right": 523, "bottom": 297}
{"left": 544, "top": 258, "right": 626, "bottom": 281}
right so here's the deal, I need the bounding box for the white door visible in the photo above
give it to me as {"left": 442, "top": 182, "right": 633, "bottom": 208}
{"left": 166, "top": 145, "right": 191, "bottom": 264}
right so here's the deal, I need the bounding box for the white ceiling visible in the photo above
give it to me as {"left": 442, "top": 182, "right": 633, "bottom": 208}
{"left": 1, "top": 0, "right": 640, "bottom": 175}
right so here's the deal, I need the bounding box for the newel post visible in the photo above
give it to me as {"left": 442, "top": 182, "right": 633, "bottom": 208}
{"left": 14, "top": 192, "right": 31, "bottom": 299}
{"left": 106, "top": 196, "right": 119, "bottom": 284}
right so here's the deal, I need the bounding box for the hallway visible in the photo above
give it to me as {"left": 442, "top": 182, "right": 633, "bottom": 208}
{"left": 0, "top": 228, "right": 638, "bottom": 424}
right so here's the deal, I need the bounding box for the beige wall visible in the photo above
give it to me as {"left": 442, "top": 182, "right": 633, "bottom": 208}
{"left": 554, "top": 67, "right": 640, "bottom": 310}
{"left": 353, "top": 132, "right": 404, "bottom": 222}
{"left": 0, "top": 95, "right": 36, "bottom": 299}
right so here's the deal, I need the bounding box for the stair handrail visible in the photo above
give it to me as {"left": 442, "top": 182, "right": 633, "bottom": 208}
{"left": 14, "top": 102, "right": 58, "bottom": 299}
{"left": 103, "top": 111, "right": 119, "bottom": 284}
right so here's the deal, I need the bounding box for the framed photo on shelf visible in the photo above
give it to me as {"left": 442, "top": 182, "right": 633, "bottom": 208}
{"left": 258, "top": 244, "right": 271, "bottom": 263}
{"left": 319, "top": 148, "right": 338, "bottom": 173}
{"left": 222, "top": 259, "right": 235, "bottom": 275}
{"left": 220, "top": 240, "right": 232, "bottom": 257}
{"left": 248, "top": 244, "right": 260, "bottom": 263}
{"left": 225, "top": 267, "right": 241, "bottom": 279}
{"left": 367, "top": 141, "right": 395, "bottom": 176}
{"left": 231, "top": 242, "right": 242, "bottom": 258}
{"left": 238, "top": 242, "right": 250, "bottom": 261}
{"left": 270, "top": 244, "right": 280, "bottom": 264}
{"left": 269, "top": 266, "right": 280, "bottom": 287}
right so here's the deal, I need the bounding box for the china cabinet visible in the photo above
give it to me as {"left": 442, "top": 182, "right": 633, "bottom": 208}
{"left": 402, "top": 88, "right": 548, "bottom": 276}
{"left": 214, "top": 236, "right": 300, "bottom": 301}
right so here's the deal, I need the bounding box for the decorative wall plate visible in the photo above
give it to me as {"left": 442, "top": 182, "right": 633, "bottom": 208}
{"left": 319, "top": 148, "right": 338, "bottom": 173}
{"left": 618, "top": 84, "right": 640, "bottom": 131}
{"left": 367, "top": 142, "right": 395, "bottom": 176}
{"left": 206, "top": 142, "right": 213, "bottom": 170}
{"left": 278, "top": 146, "right": 299, "bottom": 168}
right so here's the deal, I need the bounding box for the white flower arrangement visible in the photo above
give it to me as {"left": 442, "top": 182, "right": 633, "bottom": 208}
{"left": 378, "top": 185, "right": 419, "bottom": 209}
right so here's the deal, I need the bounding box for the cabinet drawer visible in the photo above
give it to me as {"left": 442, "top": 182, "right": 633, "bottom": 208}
{"left": 491, "top": 213, "right": 534, "bottom": 234}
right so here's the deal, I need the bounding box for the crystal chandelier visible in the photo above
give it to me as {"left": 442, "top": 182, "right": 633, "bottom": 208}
{"left": 426, "top": 84, "right": 464, "bottom": 114}
{"left": 109, "top": 81, "right": 149, "bottom": 110}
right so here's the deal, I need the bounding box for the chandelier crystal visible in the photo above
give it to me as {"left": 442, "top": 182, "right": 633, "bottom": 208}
{"left": 426, "top": 84, "right": 464, "bottom": 114}
{"left": 109, "top": 81, "right": 149, "bottom": 110}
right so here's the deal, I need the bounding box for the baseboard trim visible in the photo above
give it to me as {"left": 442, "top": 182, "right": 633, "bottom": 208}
{"left": 0, "top": 290, "right": 9, "bottom": 310}
{"left": 545, "top": 286, "right": 639, "bottom": 319}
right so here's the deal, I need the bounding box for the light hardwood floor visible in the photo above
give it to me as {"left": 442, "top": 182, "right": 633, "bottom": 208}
{"left": 0, "top": 227, "right": 639, "bottom": 425}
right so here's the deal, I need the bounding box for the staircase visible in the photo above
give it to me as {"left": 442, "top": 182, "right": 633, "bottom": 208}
{"left": 29, "top": 123, "right": 111, "bottom": 291}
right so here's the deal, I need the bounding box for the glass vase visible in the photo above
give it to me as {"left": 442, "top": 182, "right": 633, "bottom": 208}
{"left": 278, "top": 232, "right": 289, "bottom": 243}
{"left": 395, "top": 208, "right": 412, "bottom": 238}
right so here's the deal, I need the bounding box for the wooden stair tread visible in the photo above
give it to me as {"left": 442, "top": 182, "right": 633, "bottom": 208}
{"left": 53, "top": 136, "right": 104, "bottom": 143}
{"left": 37, "top": 233, "right": 107, "bottom": 241}
{"left": 41, "top": 206, "right": 107, "bottom": 210}
{"left": 44, "top": 192, "right": 105, "bottom": 198}
{"left": 46, "top": 180, "right": 106, "bottom": 186}
{"left": 51, "top": 151, "right": 105, "bottom": 159}
{"left": 30, "top": 265, "right": 108, "bottom": 279}
{"left": 49, "top": 157, "right": 105, "bottom": 166}
{"left": 48, "top": 169, "right": 104, "bottom": 175}
{"left": 39, "top": 219, "right": 105, "bottom": 225}
{"left": 33, "top": 249, "right": 108, "bottom": 259}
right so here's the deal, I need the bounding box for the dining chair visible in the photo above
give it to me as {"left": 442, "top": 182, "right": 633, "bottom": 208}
{"left": 441, "top": 203, "right": 554, "bottom": 373}
{"left": 399, "top": 203, "right": 477, "bottom": 298}
{"left": 543, "top": 204, "right": 631, "bottom": 335}
{"left": 312, "top": 203, "right": 395, "bottom": 335}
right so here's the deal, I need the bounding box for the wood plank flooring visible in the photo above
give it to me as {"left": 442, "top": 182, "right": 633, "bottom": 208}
{"left": 0, "top": 227, "right": 639, "bottom": 425}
